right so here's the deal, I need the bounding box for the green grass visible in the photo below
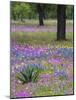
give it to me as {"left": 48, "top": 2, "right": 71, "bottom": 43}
{"left": 33, "top": 85, "right": 53, "bottom": 96}
{"left": 11, "top": 32, "right": 73, "bottom": 47}
{"left": 12, "top": 19, "right": 73, "bottom": 26}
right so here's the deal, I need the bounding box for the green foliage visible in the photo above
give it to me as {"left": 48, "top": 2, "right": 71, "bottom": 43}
{"left": 11, "top": 2, "right": 38, "bottom": 20}
{"left": 44, "top": 4, "right": 57, "bottom": 19}
{"left": 11, "top": 1, "right": 74, "bottom": 20}
{"left": 16, "top": 65, "right": 42, "bottom": 84}
{"left": 66, "top": 6, "right": 74, "bottom": 19}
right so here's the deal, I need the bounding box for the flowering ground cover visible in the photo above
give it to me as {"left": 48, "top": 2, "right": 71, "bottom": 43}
{"left": 10, "top": 21, "right": 73, "bottom": 98}
{"left": 10, "top": 43, "right": 73, "bottom": 98}
{"left": 11, "top": 24, "right": 73, "bottom": 33}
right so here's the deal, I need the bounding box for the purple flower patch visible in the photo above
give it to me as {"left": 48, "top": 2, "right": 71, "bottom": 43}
{"left": 15, "top": 91, "right": 31, "bottom": 97}
{"left": 48, "top": 58, "right": 61, "bottom": 64}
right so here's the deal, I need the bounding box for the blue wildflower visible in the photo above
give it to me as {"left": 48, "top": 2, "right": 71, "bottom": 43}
{"left": 54, "top": 70, "right": 67, "bottom": 80}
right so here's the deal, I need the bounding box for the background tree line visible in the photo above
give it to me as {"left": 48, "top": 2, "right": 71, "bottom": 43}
{"left": 11, "top": 2, "right": 73, "bottom": 21}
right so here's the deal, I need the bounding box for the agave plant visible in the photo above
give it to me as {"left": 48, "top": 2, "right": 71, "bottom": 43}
{"left": 16, "top": 64, "right": 44, "bottom": 84}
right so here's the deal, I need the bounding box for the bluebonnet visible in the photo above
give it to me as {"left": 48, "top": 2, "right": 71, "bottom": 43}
{"left": 55, "top": 48, "right": 73, "bottom": 58}
{"left": 11, "top": 44, "right": 52, "bottom": 60}
{"left": 54, "top": 70, "right": 67, "bottom": 80}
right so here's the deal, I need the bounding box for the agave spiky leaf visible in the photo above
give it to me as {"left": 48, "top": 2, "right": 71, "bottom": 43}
{"left": 16, "top": 64, "right": 44, "bottom": 84}
{"left": 16, "top": 73, "right": 26, "bottom": 84}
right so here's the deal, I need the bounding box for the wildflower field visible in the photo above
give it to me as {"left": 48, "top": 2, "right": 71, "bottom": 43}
{"left": 10, "top": 19, "right": 74, "bottom": 98}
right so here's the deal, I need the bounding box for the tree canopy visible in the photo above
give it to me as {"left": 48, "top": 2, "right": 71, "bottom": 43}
{"left": 11, "top": 2, "right": 73, "bottom": 20}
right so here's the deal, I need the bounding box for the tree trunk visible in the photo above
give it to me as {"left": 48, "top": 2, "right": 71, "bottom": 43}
{"left": 42, "top": 5, "right": 46, "bottom": 19}
{"left": 37, "top": 4, "right": 44, "bottom": 26}
{"left": 57, "top": 5, "right": 66, "bottom": 40}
